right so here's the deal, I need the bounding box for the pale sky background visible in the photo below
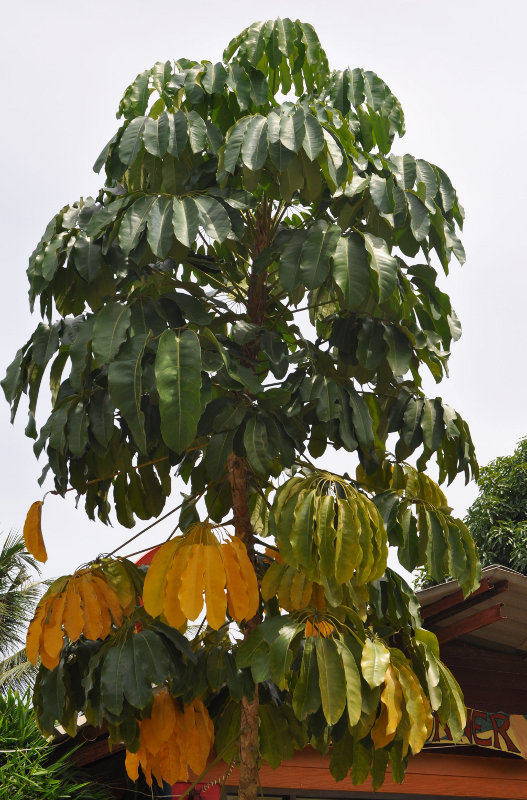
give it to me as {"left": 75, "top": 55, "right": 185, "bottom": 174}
{"left": 1, "top": 0, "right": 525, "bottom": 582}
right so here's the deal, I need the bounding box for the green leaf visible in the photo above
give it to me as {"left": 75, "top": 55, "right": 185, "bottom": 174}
{"left": 315, "top": 637, "right": 346, "bottom": 724}
{"left": 108, "top": 333, "right": 149, "bottom": 453}
{"left": 155, "top": 329, "right": 202, "bottom": 452}
{"left": 147, "top": 196, "right": 174, "bottom": 258}
{"left": 302, "top": 113, "right": 324, "bottom": 160}
{"left": 300, "top": 220, "right": 341, "bottom": 289}
{"left": 222, "top": 117, "right": 251, "bottom": 174}
{"left": 118, "top": 117, "right": 146, "bottom": 166}
{"left": 334, "top": 638, "right": 362, "bottom": 726}
{"left": 187, "top": 110, "right": 208, "bottom": 153}
{"left": 172, "top": 197, "right": 199, "bottom": 249}
{"left": 277, "top": 229, "right": 305, "bottom": 292}
{"left": 363, "top": 233, "right": 398, "bottom": 302}
{"left": 167, "top": 110, "right": 189, "bottom": 157}
{"left": 143, "top": 112, "right": 169, "bottom": 157}
{"left": 293, "top": 636, "right": 321, "bottom": 719}
{"left": 118, "top": 196, "right": 156, "bottom": 255}
{"left": 361, "top": 638, "right": 390, "bottom": 688}
{"left": 72, "top": 235, "right": 102, "bottom": 282}
{"left": 194, "top": 196, "right": 232, "bottom": 242}
{"left": 243, "top": 416, "right": 271, "bottom": 476}
{"left": 407, "top": 192, "right": 430, "bottom": 242}
{"left": 202, "top": 61, "right": 228, "bottom": 94}
{"left": 383, "top": 324, "right": 412, "bottom": 377}
{"left": 92, "top": 304, "right": 131, "bottom": 365}
{"left": 269, "top": 621, "right": 301, "bottom": 689}
{"left": 332, "top": 234, "right": 369, "bottom": 308}
{"left": 241, "top": 115, "right": 268, "bottom": 170}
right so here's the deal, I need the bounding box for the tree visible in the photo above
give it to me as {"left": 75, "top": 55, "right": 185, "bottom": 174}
{"left": 465, "top": 438, "right": 527, "bottom": 573}
{"left": 0, "top": 533, "right": 42, "bottom": 692}
{"left": 3, "top": 17, "right": 480, "bottom": 797}
{"left": 0, "top": 688, "right": 112, "bottom": 799}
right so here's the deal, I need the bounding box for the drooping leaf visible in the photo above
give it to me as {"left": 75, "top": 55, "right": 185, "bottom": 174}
{"left": 155, "top": 329, "right": 202, "bottom": 452}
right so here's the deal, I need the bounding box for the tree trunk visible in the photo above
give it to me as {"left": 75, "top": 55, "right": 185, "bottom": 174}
{"left": 227, "top": 453, "right": 260, "bottom": 800}
{"left": 227, "top": 198, "right": 271, "bottom": 800}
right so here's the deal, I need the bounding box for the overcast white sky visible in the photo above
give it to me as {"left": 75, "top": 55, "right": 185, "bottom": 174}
{"left": 1, "top": 0, "right": 525, "bottom": 581}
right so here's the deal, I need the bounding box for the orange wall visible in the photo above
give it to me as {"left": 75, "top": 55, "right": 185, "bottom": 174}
{"left": 204, "top": 746, "right": 527, "bottom": 799}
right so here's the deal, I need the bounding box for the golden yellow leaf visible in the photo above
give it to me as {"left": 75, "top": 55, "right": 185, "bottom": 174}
{"left": 371, "top": 702, "right": 396, "bottom": 749}
{"left": 151, "top": 690, "right": 177, "bottom": 744}
{"left": 23, "top": 500, "right": 47, "bottom": 563}
{"left": 142, "top": 539, "right": 180, "bottom": 618}
{"left": 304, "top": 617, "right": 335, "bottom": 638}
{"left": 41, "top": 592, "right": 66, "bottom": 669}
{"left": 91, "top": 573, "right": 124, "bottom": 628}
{"left": 203, "top": 545, "right": 227, "bottom": 629}
{"left": 125, "top": 750, "right": 140, "bottom": 782}
{"left": 26, "top": 597, "right": 51, "bottom": 665}
{"left": 381, "top": 664, "right": 403, "bottom": 735}
{"left": 77, "top": 575, "right": 104, "bottom": 640}
{"left": 62, "top": 580, "right": 84, "bottom": 641}
{"left": 193, "top": 698, "right": 214, "bottom": 773}
{"left": 228, "top": 536, "right": 259, "bottom": 619}
{"left": 163, "top": 548, "right": 189, "bottom": 628}
{"left": 396, "top": 663, "right": 432, "bottom": 754}
{"left": 178, "top": 544, "right": 206, "bottom": 621}
{"left": 156, "top": 740, "right": 188, "bottom": 784}
{"left": 221, "top": 540, "right": 249, "bottom": 621}
{"left": 88, "top": 577, "right": 111, "bottom": 640}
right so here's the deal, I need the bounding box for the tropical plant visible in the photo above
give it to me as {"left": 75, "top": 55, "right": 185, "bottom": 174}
{"left": 465, "top": 438, "right": 527, "bottom": 572}
{"left": 0, "top": 533, "right": 42, "bottom": 692}
{"left": 3, "top": 17, "right": 480, "bottom": 798}
{"left": 416, "top": 438, "right": 527, "bottom": 589}
{"left": 0, "top": 688, "right": 112, "bottom": 799}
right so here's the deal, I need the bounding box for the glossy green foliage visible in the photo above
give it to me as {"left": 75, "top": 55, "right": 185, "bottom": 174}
{"left": 4, "top": 17, "right": 479, "bottom": 791}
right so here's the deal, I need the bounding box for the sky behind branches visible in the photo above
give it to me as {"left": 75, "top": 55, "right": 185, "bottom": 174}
{"left": 1, "top": 0, "right": 525, "bottom": 580}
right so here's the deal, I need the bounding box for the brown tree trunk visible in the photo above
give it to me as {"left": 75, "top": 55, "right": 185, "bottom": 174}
{"left": 227, "top": 198, "right": 271, "bottom": 800}
{"left": 227, "top": 452, "right": 260, "bottom": 800}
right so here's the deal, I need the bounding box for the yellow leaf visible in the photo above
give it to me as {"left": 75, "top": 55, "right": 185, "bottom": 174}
{"left": 23, "top": 501, "right": 47, "bottom": 563}
{"left": 62, "top": 580, "right": 84, "bottom": 641}
{"left": 381, "top": 664, "right": 403, "bottom": 735}
{"left": 203, "top": 545, "right": 227, "bottom": 629}
{"left": 221, "top": 540, "right": 249, "bottom": 621}
{"left": 192, "top": 699, "right": 214, "bottom": 774}
{"left": 396, "top": 663, "right": 431, "bottom": 754}
{"left": 156, "top": 740, "right": 188, "bottom": 784}
{"left": 151, "top": 690, "right": 177, "bottom": 744}
{"left": 77, "top": 575, "right": 104, "bottom": 640}
{"left": 125, "top": 750, "right": 140, "bottom": 782}
{"left": 228, "top": 536, "right": 259, "bottom": 619}
{"left": 163, "top": 548, "right": 190, "bottom": 628}
{"left": 41, "top": 592, "right": 66, "bottom": 669}
{"left": 371, "top": 702, "right": 396, "bottom": 749}
{"left": 142, "top": 539, "right": 180, "bottom": 618}
{"left": 26, "top": 598, "right": 51, "bottom": 665}
{"left": 178, "top": 544, "right": 206, "bottom": 621}
{"left": 88, "top": 577, "right": 111, "bottom": 640}
{"left": 91, "top": 573, "right": 124, "bottom": 628}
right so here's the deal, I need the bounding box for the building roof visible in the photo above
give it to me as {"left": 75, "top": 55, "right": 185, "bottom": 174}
{"left": 417, "top": 565, "right": 527, "bottom": 654}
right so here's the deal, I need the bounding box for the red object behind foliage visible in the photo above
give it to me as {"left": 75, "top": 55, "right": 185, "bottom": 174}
{"left": 135, "top": 546, "right": 161, "bottom": 566}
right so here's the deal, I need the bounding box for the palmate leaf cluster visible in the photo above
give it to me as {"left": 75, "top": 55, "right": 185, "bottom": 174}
{"left": 3, "top": 17, "right": 480, "bottom": 791}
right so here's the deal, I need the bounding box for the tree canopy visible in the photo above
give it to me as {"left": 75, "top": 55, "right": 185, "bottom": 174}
{"left": 3, "top": 17, "right": 479, "bottom": 796}
{"left": 465, "top": 438, "right": 527, "bottom": 573}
